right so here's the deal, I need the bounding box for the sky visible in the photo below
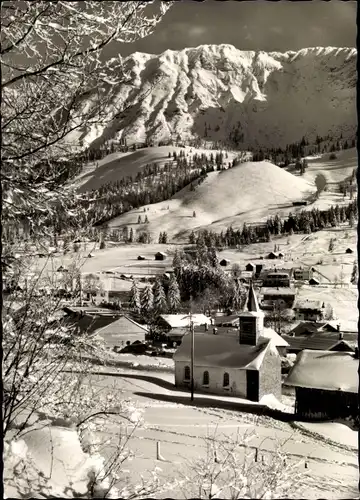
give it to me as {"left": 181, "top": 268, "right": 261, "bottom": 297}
{"left": 116, "top": 0, "right": 357, "bottom": 57}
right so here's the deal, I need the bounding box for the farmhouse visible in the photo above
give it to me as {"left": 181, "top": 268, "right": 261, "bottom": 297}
{"left": 261, "top": 287, "right": 296, "bottom": 308}
{"left": 137, "top": 255, "right": 146, "bottom": 260}
{"left": 155, "top": 251, "right": 167, "bottom": 260}
{"left": 288, "top": 321, "right": 339, "bottom": 337}
{"left": 94, "top": 315, "right": 149, "bottom": 349}
{"left": 262, "top": 271, "right": 291, "bottom": 288}
{"left": 173, "top": 286, "right": 282, "bottom": 401}
{"left": 285, "top": 350, "right": 359, "bottom": 419}
{"left": 156, "top": 313, "right": 211, "bottom": 332}
{"left": 293, "top": 268, "right": 313, "bottom": 281}
{"left": 293, "top": 300, "right": 325, "bottom": 321}
{"left": 267, "top": 252, "right": 278, "bottom": 259}
{"left": 220, "top": 258, "right": 231, "bottom": 267}
{"left": 281, "top": 334, "right": 356, "bottom": 354}
{"left": 245, "top": 262, "right": 256, "bottom": 273}
{"left": 237, "top": 271, "right": 253, "bottom": 283}
{"left": 345, "top": 248, "right": 354, "bottom": 254}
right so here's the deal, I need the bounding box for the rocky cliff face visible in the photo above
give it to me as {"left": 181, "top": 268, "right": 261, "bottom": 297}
{"left": 74, "top": 45, "right": 356, "bottom": 149}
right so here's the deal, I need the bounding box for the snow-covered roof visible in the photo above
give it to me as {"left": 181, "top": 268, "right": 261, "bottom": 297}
{"left": 160, "top": 314, "right": 211, "bottom": 328}
{"left": 293, "top": 299, "right": 323, "bottom": 311}
{"left": 174, "top": 333, "right": 272, "bottom": 370}
{"left": 261, "top": 287, "right": 296, "bottom": 296}
{"left": 261, "top": 328, "right": 290, "bottom": 347}
{"left": 285, "top": 350, "right": 358, "bottom": 393}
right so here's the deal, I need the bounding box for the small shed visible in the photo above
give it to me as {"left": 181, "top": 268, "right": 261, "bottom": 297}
{"left": 278, "top": 252, "right": 284, "bottom": 258}
{"left": 345, "top": 248, "right": 354, "bottom": 254}
{"left": 88, "top": 253, "right": 94, "bottom": 258}
{"left": 245, "top": 262, "right": 256, "bottom": 272}
{"left": 155, "top": 252, "right": 167, "bottom": 261}
{"left": 220, "top": 258, "right": 231, "bottom": 267}
{"left": 309, "top": 277, "right": 320, "bottom": 286}
{"left": 137, "top": 255, "right": 146, "bottom": 261}
{"left": 267, "top": 252, "right": 278, "bottom": 260}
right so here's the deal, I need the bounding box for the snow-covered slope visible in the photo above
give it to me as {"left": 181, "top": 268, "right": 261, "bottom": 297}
{"left": 69, "top": 45, "right": 356, "bottom": 149}
{"left": 107, "top": 159, "right": 316, "bottom": 240}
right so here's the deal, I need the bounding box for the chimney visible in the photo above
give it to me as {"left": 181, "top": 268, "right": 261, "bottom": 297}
{"left": 336, "top": 324, "right": 340, "bottom": 332}
{"left": 338, "top": 332, "right": 343, "bottom": 340}
{"left": 205, "top": 323, "right": 208, "bottom": 332}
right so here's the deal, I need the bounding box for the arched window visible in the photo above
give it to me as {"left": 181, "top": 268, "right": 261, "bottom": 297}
{"left": 203, "top": 371, "right": 209, "bottom": 386}
{"left": 223, "top": 372, "right": 230, "bottom": 387}
{"left": 184, "top": 366, "right": 190, "bottom": 381}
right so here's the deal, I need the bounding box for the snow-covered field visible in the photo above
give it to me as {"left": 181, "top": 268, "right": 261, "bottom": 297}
{"left": 81, "top": 368, "right": 359, "bottom": 499}
{"left": 106, "top": 158, "right": 317, "bottom": 240}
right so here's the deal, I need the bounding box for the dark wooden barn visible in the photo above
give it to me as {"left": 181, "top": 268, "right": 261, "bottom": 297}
{"left": 285, "top": 350, "right": 358, "bottom": 419}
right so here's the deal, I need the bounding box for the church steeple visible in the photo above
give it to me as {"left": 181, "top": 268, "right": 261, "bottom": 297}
{"left": 239, "top": 284, "right": 264, "bottom": 346}
{"left": 247, "top": 283, "right": 260, "bottom": 313}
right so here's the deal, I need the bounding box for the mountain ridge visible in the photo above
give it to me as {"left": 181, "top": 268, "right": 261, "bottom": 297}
{"left": 68, "top": 44, "right": 356, "bottom": 151}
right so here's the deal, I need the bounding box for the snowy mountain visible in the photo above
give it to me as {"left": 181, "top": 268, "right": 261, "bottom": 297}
{"left": 71, "top": 45, "right": 356, "bottom": 150}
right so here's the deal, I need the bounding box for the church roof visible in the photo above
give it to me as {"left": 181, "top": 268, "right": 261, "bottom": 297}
{"left": 173, "top": 333, "right": 273, "bottom": 370}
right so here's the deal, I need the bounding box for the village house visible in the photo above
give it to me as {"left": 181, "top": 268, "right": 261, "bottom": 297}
{"left": 260, "top": 287, "right": 296, "bottom": 308}
{"left": 288, "top": 321, "right": 339, "bottom": 337}
{"left": 285, "top": 349, "right": 359, "bottom": 419}
{"left": 94, "top": 315, "right": 149, "bottom": 349}
{"left": 293, "top": 300, "right": 326, "bottom": 321}
{"left": 173, "top": 286, "right": 282, "bottom": 402}
{"left": 61, "top": 308, "right": 148, "bottom": 348}
{"left": 262, "top": 271, "right": 291, "bottom": 288}
{"left": 293, "top": 267, "right": 313, "bottom": 281}
{"left": 281, "top": 333, "right": 356, "bottom": 354}
{"left": 237, "top": 271, "right": 253, "bottom": 284}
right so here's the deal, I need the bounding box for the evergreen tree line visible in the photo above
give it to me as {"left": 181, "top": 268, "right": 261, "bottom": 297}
{"left": 189, "top": 200, "right": 358, "bottom": 248}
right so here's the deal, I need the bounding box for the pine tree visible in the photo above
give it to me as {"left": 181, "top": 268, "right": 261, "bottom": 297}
{"left": 162, "top": 231, "right": 168, "bottom": 244}
{"left": 351, "top": 261, "right": 358, "bottom": 284}
{"left": 158, "top": 232, "right": 163, "bottom": 244}
{"left": 328, "top": 238, "right": 335, "bottom": 252}
{"left": 138, "top": 215, "right": 142, "bottom": 224}
{"left": 129, "top": 280, "right": 141, "bottom": 313}
{"left": 145, "top": 215, "right": 149, "bottom": 223}
{"left": 167, "top": 275, "right": 181, "bottom": 312}
{"left": 152, "top": 279, "right": 167, "bottom": 314}
{"left": 193, "top": 211, "right": 196, "bottom": 218}
{"left": 189, "top": 231, "right": 196, "bottom": 244}
{"left": 129, "top": 228, "right": 134, "bottom": 243}
{"left": 140, "top": 285, "right": 154, "bottom": 316}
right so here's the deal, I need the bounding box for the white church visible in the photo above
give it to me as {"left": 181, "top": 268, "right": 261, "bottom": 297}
{"left": 173, "top": 285, "right": 285, "bottom": 402}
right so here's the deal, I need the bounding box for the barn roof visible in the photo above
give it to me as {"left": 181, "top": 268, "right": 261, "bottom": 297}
{"left": 95, "top": 315, "right": 149, "bottom": 335}
{"left": 261, "top": 287, "right": 296, "bottom": 296}
{"left": 155, "top": 251, "right": 167, "bottom": 257}
{"left": 282, "top": 335, "right": 347, "bottom": 351}
{"left": 159, "top": 314, "right": 211, "bottom": 328}
{"left": 173, "top": 333, "right": 273, "bottom": 370}
{"left": 289, "top": 321, "right": 338, "bottom": 336}
{"left": 285, "top": 350, "right": 358, "bottom": 393}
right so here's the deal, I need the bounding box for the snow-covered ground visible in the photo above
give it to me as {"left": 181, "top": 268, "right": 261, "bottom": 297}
{"left": 82, "top": 368, "right": 358, "bottom": 499}
{"left": 294, "top": 421, "right": 358, "bottom": 450}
